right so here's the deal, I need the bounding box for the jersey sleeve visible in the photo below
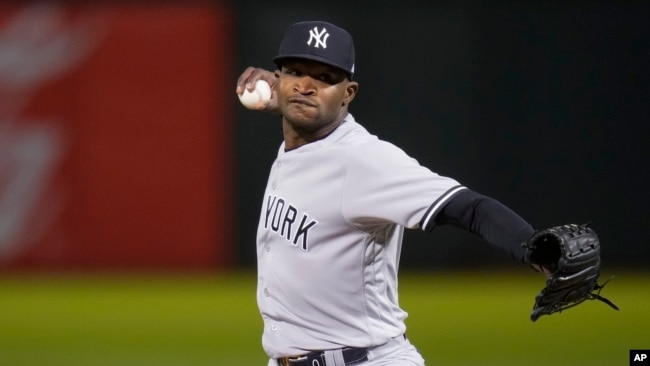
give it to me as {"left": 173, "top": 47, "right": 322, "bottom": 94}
{"left": 341, "top": 140, "right": 465, "bottom": 231}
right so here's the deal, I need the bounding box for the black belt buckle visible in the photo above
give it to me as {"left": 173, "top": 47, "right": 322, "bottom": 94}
{"left": 277, "top": 347, "right": 367, "bottom": 366}
{"left": 341, "top": 347, "right": 368, "bottom": 365}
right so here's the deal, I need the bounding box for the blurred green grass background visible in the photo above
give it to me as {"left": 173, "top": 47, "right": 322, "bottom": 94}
{"left": 0, "top": 270, "right": 647, "bottom": 365}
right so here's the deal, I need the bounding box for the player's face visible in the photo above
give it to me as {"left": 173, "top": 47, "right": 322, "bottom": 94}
{"left": 276, "top": 59, "right": 357, "bottom": 143}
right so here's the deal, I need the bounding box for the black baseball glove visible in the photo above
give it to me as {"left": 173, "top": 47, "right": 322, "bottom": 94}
{"left": 523, "top": 223, "right": 619, "bottom": 321}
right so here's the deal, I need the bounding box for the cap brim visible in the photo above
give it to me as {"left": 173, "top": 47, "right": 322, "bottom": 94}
{"left": 273, "top": 54, "right": 353, "bottom": 79}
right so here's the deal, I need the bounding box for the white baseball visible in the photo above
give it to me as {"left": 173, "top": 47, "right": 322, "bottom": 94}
{"left": 239, "top": 79, "right": 272, "bottom": 109}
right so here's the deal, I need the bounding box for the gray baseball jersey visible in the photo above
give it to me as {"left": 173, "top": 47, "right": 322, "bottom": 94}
{"left": 256, "top": 114, "right": 465, "bottom": 358}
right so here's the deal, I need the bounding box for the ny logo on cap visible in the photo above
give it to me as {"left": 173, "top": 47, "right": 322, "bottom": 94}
{"left": 307, "top": 26, "right": 329, "bottom": 49}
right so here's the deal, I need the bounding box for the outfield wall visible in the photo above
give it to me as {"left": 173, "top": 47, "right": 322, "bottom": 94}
{"left": 0, "top": 2, "right": 234, "bottom": 270}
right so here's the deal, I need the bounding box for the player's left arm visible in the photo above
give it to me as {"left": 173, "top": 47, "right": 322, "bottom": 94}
{"left": 429, "top": 189, "right": 618, "bottom": 319}
{"left": 424, "top": 189, "right": 536, "bottom": 264}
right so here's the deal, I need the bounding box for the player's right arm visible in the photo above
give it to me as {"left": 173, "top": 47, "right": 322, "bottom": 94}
{"left": 236, "top": 67, "right": 280, "bottom": 114}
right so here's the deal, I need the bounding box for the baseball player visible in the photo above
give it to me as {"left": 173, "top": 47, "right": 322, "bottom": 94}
{"left": 236, "top": 21, "right": 612, "bottom": 366}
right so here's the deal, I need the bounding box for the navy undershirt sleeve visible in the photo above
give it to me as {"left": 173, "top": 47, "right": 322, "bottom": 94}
{"left": 431, "top": 189, "right": 535, "bottom": 262}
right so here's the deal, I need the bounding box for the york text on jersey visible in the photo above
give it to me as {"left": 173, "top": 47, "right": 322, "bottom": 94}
{"left": 264, "top": 194, "right": 319, "bottom": 251}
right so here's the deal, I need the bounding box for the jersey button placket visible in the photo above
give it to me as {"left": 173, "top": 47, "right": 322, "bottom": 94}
{"left": 271, "top": 160, "right": 282, "bottom": 191}
{"left": 265, "top": 159, "right": 282, "bottom": 336}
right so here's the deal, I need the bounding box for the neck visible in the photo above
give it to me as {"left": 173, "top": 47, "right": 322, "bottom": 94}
{"left": 282, "top": 113, "right": 347, "bottom": 151}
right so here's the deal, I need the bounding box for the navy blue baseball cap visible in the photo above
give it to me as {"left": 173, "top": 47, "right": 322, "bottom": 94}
{"left": 273, "top": 21, "right": 356, "bottom": 79}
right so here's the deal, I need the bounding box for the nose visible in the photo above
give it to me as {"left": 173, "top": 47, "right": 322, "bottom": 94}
{"left": 293, "top": 75, "right": 316, "bottom": 95}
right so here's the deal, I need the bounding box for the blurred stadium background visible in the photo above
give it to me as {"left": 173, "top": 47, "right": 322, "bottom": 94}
{"left": 0, "top": 1, "right": 648, "bottom": 365}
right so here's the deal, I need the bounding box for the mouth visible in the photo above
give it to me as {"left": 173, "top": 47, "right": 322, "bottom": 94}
{"left": 287, "top": 96, "right": 317, "bottom": 108}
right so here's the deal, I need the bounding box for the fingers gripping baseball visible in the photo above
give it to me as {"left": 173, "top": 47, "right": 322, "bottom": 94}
{"left": 239, "top": 79, "right": 272, "bottom": 109}
{"left": 236, "top": 67, "right": 279, "bottom": 112}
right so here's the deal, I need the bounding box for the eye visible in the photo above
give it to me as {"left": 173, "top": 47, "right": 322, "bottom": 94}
{"left": 320, "top": 71, "right": 346, "bottom": 85}
{"left": 284, "top": 68, "right": 301, "bottom": 77}
{"left": 318, "top": 74, "right": 335, "bottom": 84}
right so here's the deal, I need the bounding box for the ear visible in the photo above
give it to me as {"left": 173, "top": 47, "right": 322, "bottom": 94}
{"left": 342, "top": 81, "right": 359, "bottom": 106}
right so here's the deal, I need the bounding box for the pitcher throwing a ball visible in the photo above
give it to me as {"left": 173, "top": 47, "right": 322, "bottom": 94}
{"left": 236, "top": 20, "right": 617, "bottom": 366}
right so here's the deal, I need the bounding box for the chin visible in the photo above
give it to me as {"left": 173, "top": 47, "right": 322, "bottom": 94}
{"left": 284, "top": 108, "right": 318, "bottom": 126}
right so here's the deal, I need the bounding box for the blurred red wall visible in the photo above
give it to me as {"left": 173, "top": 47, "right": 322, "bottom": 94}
{"left": 0, "top": 2, "right": 233, "bottom": 270}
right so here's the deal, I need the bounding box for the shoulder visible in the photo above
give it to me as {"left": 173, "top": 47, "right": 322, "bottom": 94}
{"left": 331, "top": 115, "right": 410, "bottom": 157}
{"left": 347, "top": 138, "right": 420, "bottom": 175}
{"left": 325, "top": 114, "right": 376, "bottom": 146}
{"left": 317, "top": 115, "right": 420, "bottom": 173}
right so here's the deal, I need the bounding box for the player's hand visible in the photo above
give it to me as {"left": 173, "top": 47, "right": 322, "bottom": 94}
{"left": 531, "top": 263, "right": 554, "bottom": 279}
{"left": 236, "top": 67, "right": 280, "bottom": 114}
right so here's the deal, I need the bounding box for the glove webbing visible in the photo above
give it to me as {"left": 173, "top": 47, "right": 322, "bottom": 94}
{"left": 588, "top": 276, "right": 619, "bottom": 311}
{"left": 547, "top": 276, "right": 619, "bottom": 315}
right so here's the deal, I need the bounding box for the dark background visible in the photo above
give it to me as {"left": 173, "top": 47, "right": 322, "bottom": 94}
{"left": 230, "top": 0, "right": 648, "bottom": 270}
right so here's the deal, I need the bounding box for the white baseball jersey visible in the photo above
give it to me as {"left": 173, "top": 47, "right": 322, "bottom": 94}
{"left": 256, "top": 114, "right": 465, "bottom": 358}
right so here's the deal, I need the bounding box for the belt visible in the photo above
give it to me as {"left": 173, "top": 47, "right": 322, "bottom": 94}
{"left": 277, "top": 347, "right": 368, "bottom": 366}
